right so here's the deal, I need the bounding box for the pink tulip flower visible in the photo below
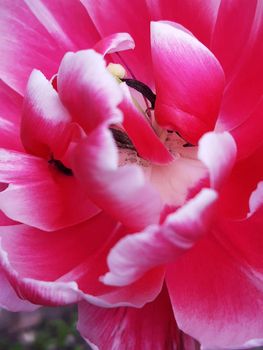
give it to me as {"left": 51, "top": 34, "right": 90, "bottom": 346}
{"left": 0, "top": 1, "right": 263, "bottom": 349}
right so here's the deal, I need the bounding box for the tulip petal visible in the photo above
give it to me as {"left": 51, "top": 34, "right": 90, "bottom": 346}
{"left": 77, "top": 287, "right": 180, "bottom": 350}
{"left": 0, "top": 0, "right": 100, "bottom": 94}
{"left": 198, "top": 132, "right": 237, "bottom": 190}
{"left": 94, "top": 32, "right": 135, "bottom": 56}
{"left": 120, "top": 83, "right": 173, "bottom": 164}
{"left": 0, "top": 149, "right": 99, "bottom": 231}
{"left": 21, "top": 69, "right": 77, "bottom": 159}
{"left": 57, "top": 50, "right": 122, "bottom": 132}
{"left": 218, "top": 145, "right": 263, "bottom": 219}
{"left": 146, "top": 0, "right": 221, "bottom": 47}
{"left": 167, "top": 208, "right": 263, "bottom": 349}
{"left": 72, "top": 126, "right": 162, "bottom": 229}
{"left": 151, "top": 21, "right": 225, "bottom": 144}
{"left": 80, "top": 0, "right": 153, "bottom": 85}
{"left": 0, "top": 218, "right": 164, "bottom": 308}
{"left": 0, "top": 268, "right": 38, "bottom": 312}
{"left": 102, "top": 188, "right": 217, "bottom": 286}
{"left": 216, "top": 2, "right": 263, "bottom": 133}
{"left": 0, "top": 81, "right": 23, "bottom": 151}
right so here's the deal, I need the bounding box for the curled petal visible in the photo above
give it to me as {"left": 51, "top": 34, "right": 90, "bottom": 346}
{"left": 72, "top": 127, "right": 162, "bottom": 229}
{"left": 151, "top": 21, "right": 225, "bottom": 144}
{"left": 198, "top": 132, "right": 237, "bottom": 190}
{"left": 57, "top": 49, "right": 122, "bottom": 132}
{"left": 0, "top": 149, "right": 99, "bottom": 231}
{"left": 0, "top": 268, "right": 38, "bottom": 312}
{"left": 102, "top": 188, "right": 217, "bottom": 286}
{"left": 94, "top": 32, "right": 135, "bottom": 56}
{"left": 21, "top": 69, "right": 77, "bottom": 159}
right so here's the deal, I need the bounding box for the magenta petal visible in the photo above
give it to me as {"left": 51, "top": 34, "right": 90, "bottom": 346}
{"left": 0, "top": 213, "right": 116, "bottom": 305}
{"left": 167, "top": 209, "right": 263, "bottom": 348}
{"left": 102, "top": 189, "right": 217, "bottom": 286}
{"left": 72, "top": 127, "right": 162, "bottom": 229}
{"left": 0, "top": 149, "right": 99, "bottom": 231}
{"left": 147, "top": 0, "right": 221, "bottom": 47}
{"left": 198, "top": 132, "right": 237, "bottom": 190}
{"left": 0, "top": 0, "right": 100, "bottom": 94}
{"left": 151, "top": 21, "right": 225, "bottom": 144}
{"left": 21, "top": 69, "right": 75, "bottom": 159}
{"left": 120, "top": 83, "right": 173, "bottom": 164}
{"left": 57, "top": 50, "right": 122, "bottom": 132}
{"left": 77, "top": 287, "right": 180, "bottom": 350}
{"left": 80, "top": 0, "right": 153, "bottom": 85}
{"left": 94, "top": 32, "right": 135, "bottom": 56}
{"left": 0, "top": 268, "right": 38, "bottom": 312}
{"left": 0, "top": 81, "right": 23, "bottom": 151}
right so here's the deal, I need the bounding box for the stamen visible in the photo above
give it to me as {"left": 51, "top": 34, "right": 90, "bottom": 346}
{"left": 48, "top": 156, "right": 73, "bottom": 176}
{"left": 121, "top": 78, "right": 156, "bottom": 109}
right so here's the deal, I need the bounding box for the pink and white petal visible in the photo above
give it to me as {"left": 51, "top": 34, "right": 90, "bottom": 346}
{"left": 78, "top": 287, "right": 180, "bottom": 350}
{"left": 0, "top": 218, "right": 164, "bottom": 308}
{"left": 0, "top": 0, "right": 100, "bottom": 94}
{"left": 102, "top": 188, "right": 217, "bottom": 286}
{"left": 21, "top": 69, "right": 77, "bottom": 159}
{"left": 0, "top": 80, "right": 23, "bottom": 151}
{"left": 80, "top": 0, "right": 153, "bottom": 86}
{"left": 0, "top": 268, "right": 39, "bottom": 312}
{"left": 249, "top": 181, "right": 263, "bottom": 214}
{"left": 58, "top": 50, "right": 123, "bottom": 132}
{"left": 216, "top": 2, "right": 263, "bottom": 133}
{"left": 166, "top": 209, "right": 263, "bottom": 349}
{"left": 120, "top": 83, "right": 173, "bottom": 164}
{"left": 151, "top": 21, "right": 225, "bottom": 144}
{"left": 198, "top": 132, "right": 237, "bottom": 190}
{"left": 0, "top": 149, "right": 99, "bottom": 231}
{"left": 23, "top": 0, "right": 100, "bottom": 50}
{"left": 146, "top": 0, "right": 221, "bottom": 48}
{"left": 72, "top": 127, "right": 162, "bottom": 230}
{"left": 0, "top": 213, "right": 116, "bottom": 306}
{"left": 94, "top": 32, "right": 135, "bottom": 56}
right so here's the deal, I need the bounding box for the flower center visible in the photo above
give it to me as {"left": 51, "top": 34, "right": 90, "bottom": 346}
{"left": 48, "top": 155, "right": 73, "bottom": 176}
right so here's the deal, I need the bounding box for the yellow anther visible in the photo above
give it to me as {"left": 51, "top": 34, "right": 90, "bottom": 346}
{"left": 107, "top": 63, "right": 126, "bottom": 80}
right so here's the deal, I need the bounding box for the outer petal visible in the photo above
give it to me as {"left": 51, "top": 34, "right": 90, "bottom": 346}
{"left": 120, "top": 83, "right": 173, "bottom": 164}
{"left": 77, "top": 287, "right": 181, "bottom": 350}
{"left": 146, "top": 0, "right": 221, "bottom": 47}
{"left": 151, "top": 21, "right": 225, "bottom": 144}
{"left": 166, "top": 208, "right": 263, "bottom": 349}
{"left": 198, "top": 132, "right": 237, "bottom": 190}
{"left": 57, "top": 50, "right": 123, "bottom": 132}
{"left": 0, "top": 268, "right": 38, "bottom": 312}
{"left": 0, "top": 149, "right": 99, "bottom": 231}
{"left": 71, "top": 127, "right": 162, "bottom": 230}
{"left": 0, "top": 80, "right": 23, "bottom": 151}
{"left": 216, "top": 1, "right": 263, "bottom": 134}
{"left": 21, "top": 69, "right": 77, "bottom": 159}
{"left": 102, "top": 189, "right": 217, "bottom": 286}
{"left": 80, "top": 0, "right": 153, "bottom": 86}
{"left": 0, "top": 218, "right": 164, "bottom": 308}
{"left": 211, "top": 0, "right": 258, "bottom": 79}
{"left": 0, "top": 0, "right": 100, "bottom": 94}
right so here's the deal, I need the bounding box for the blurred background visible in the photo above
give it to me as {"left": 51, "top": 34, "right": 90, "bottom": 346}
{"left": 0, "top": 306, "right": 90, "bottom": 350}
